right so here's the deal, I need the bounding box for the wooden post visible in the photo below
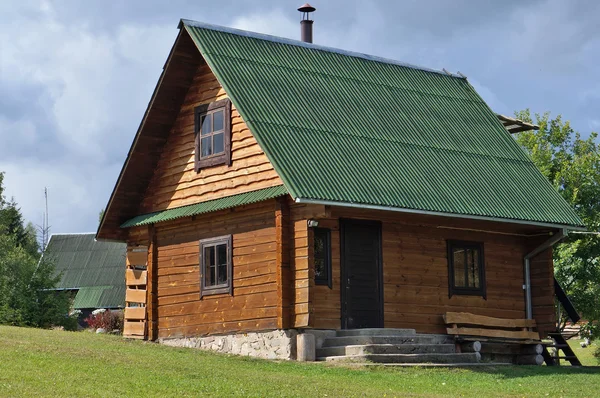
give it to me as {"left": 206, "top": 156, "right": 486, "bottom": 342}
{"left": 146, "top": 224, "right": 159, "bottom": 341}
{"left": 275, "top": 198, "right": 291, "bottom": 329}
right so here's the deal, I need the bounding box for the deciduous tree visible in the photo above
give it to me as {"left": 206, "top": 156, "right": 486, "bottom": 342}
{"left": 515, "top": 110, "right": 600, "bottom": 338}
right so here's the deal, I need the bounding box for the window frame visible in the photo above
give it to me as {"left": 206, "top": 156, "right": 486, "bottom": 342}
{"left": 447, "top": 240, "right": 486, "bottom": 299}
{"left": 313, "top": 227, "right": 332, "bottom": 288}
{"left": 199, "top": 234, "right": 233, "bottom": 297}
{"left": 194, "top": 98, "right": 232, "bottom": 171}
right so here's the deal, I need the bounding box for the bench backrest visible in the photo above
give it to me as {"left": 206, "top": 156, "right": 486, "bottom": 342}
{"left": 443, "top": 311, "right": 540, "bottom": 341}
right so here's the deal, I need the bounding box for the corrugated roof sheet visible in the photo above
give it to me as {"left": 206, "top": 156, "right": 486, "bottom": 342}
{"left": 121, "top": 185, "right": 288, "bottom": 228}
{"left": 72, "top": 286, "right": 126, "bottom": 310}
{"left": 181, "top": 21, "right": 583, "bottom": 228}
{"left": 45, "top": 234, "right": 126, "bottom": 309}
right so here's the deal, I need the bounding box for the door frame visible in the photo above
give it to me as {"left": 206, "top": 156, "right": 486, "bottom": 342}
{"left": 340, "top": 218, "right": 384, "bottom": 329}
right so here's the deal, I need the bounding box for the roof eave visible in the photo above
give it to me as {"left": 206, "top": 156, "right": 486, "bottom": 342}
{"left": 294, "top": 198, "right": 587, "bottom": 232}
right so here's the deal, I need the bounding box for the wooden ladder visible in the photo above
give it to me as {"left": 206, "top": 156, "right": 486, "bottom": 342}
{"left": 123, "top": 248, "right": 148, "bottom": 339}
{"left": 542, "top": 332, "right": 582, "bottom": 366}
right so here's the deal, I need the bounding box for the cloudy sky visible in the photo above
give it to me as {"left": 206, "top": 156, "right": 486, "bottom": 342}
{"left": 0, "top": 0, "right": 598, "bottom": 237}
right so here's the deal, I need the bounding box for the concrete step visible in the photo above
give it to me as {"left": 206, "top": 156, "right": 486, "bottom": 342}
{"left": 336, "top": 328, "right": 416, "bottom": 337}
{"left": 321, "top": 335, "right": 437, "bottom": 348}
{"left": 317, "top": 343, "right": 456, "bottom": 357}
{"left": 319, "top": 352, "right": 481, "bottom": 364}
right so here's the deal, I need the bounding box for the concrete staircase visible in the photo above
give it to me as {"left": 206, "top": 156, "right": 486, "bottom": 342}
{"left": 316, "top": 328, "right": 481, "bottom": 365}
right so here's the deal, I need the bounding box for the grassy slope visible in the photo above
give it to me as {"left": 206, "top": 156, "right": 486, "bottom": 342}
{"left": 1, "top": 326, "right": 599, "bottom": 398}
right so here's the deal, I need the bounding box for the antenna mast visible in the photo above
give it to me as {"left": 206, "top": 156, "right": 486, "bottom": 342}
{"left": 38, "top": 187, "right": 50, "bottom": 252}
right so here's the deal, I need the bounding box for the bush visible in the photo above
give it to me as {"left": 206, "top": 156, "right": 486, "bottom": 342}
{"left": 84, "top": 309, "right": 123, "bottom": 333}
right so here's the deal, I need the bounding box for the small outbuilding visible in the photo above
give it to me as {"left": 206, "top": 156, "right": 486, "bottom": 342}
{"left": 45, "top": 233, "right": 126, "bottom": 315}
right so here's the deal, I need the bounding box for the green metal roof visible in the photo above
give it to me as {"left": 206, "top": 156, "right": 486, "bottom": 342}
{"left": 121, "top": 185, "right": 288, "bottom": 228}
{"left": 45, "top": 234, "right": 126, "bottom": 309}
{"left": 72, "top": 286, "right": 126, "bottom": 310}
{"left": 180, "top": 20, "right": 583, "bottom": 228}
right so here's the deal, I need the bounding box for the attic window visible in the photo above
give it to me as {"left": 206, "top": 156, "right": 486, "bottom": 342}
{"left": 195, "top": 99, "right": 232, "bottom": 171}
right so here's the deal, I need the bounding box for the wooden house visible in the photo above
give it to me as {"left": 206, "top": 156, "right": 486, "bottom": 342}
{"left": 97, "top": 18, "right": 584, "bottom": 362}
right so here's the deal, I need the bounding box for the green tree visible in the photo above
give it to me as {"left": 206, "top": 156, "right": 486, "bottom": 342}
{"left": 515, "top": 110, "right": 600, "bottom": 338}
{"left": 0, "top": 171, "right": 71, "bottom": 328}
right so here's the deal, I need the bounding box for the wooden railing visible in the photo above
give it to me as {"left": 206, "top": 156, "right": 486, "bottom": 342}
{"left": 123, "top": 248, "right": 148, "bottom": 339}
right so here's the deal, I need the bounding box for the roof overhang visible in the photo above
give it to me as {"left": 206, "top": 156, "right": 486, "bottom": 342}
{"left": 497, "top": 114, "right": 539, "bottom": 134}
{"left": 120, "top": 186, "right": 289, "bottom": 228}
{"left": 295, "top": 198, "right": 586, "bottom": 232}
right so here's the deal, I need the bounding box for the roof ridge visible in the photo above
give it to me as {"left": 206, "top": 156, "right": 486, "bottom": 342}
{"left": 180, "top": 19, "right": 463, "bottom": 79}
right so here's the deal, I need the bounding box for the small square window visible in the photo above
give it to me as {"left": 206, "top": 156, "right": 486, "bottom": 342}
{"left": 200, "top": 235, "right": 233, "bottom": 297}
{"left": 195, "top": 99, "right": 232, "bottom": 171}
{"left": 314, "top": 228, "right": 332, "bottom": 288}
{"left": 447, "top": 240, "right": 486, "bottom": 298}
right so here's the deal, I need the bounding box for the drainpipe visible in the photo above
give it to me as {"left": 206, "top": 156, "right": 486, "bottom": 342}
{"left": 523, "top": 228, "right": 568, "bottom": 319}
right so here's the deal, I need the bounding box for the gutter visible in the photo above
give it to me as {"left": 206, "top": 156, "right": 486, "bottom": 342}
{"left": 523, "top": 228, "right": 568, "bottom": 319}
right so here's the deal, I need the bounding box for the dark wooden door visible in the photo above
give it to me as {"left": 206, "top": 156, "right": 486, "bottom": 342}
{"left": 341, "top": 219, "right": 383, "bottom": 329}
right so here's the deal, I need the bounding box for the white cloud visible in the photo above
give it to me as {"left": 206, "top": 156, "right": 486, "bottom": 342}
{"left": 0, "top": 1, "right": 175, "bottom": 234}
{"left": 231, "top": 9, "right": 297, "bottom": 39}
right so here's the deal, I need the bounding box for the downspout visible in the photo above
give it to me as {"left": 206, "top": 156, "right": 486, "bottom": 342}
{"left": 523, "top": 228, "right": 568, "bottom": 319}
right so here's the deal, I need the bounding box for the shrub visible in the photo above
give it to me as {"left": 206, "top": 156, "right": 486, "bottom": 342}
{"left": 84, "top": 309, "right": 123, "bottom": 333}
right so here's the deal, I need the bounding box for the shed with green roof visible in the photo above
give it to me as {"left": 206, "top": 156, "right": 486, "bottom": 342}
{"left": 45, "top": 233, "right": 126, "bottom": 310}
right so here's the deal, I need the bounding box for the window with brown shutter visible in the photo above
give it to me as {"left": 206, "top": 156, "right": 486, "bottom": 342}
{"left": 194, "top": 98, "right": 232, "bottom": 171}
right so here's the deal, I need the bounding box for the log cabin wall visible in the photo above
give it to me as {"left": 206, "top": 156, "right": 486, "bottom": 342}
{"left": 139, "top": 63, "right": 283, "bottom": 214}
{"left": 529, "top": 245, "right": 556, "bottom": 337}
{"left": 310, "top": 207, "right": 556, "bottom": 336}
{"left": 149, "top": 200, "right": 280, "bottom": 339}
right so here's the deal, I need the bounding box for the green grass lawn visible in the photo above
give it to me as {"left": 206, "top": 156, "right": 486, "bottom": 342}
{"left": 567, "top": 339, "right": 599, "bottom": 366}
{"left": 1, "top": 326, "right": 599, "bottom": 398}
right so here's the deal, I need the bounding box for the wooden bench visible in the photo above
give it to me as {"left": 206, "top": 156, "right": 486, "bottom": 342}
{"left": 443, "top": 312, "right": 540, "bottom": 342}
{"left": 443, "top": 312, "right": 544, "bottom": 364}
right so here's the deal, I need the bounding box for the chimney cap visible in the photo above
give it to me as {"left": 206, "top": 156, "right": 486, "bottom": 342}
{"left": 298, "top": 3, "right": 316, "bottom": 13}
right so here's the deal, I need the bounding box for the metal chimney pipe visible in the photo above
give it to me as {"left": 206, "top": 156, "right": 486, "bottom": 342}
{"left": 298, "top": 3, "right": 316, "bottom": 43}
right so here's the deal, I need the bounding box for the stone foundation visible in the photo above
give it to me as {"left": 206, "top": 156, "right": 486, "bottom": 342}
{"left": 159, "top": 329, "right": 298, "bottom": 360}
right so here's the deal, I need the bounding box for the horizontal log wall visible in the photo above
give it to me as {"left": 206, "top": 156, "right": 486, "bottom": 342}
{"left": 140, "top": 64, "right": 283, "bottom": 213}
{"left": 311, "top": 208, "right": 555, "bottom": 335}
{"left": 529, "top": 244, "right": 555, "bottom": 338}
{"left": 153, "top": 200, "right": 279, "bottom": 339}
